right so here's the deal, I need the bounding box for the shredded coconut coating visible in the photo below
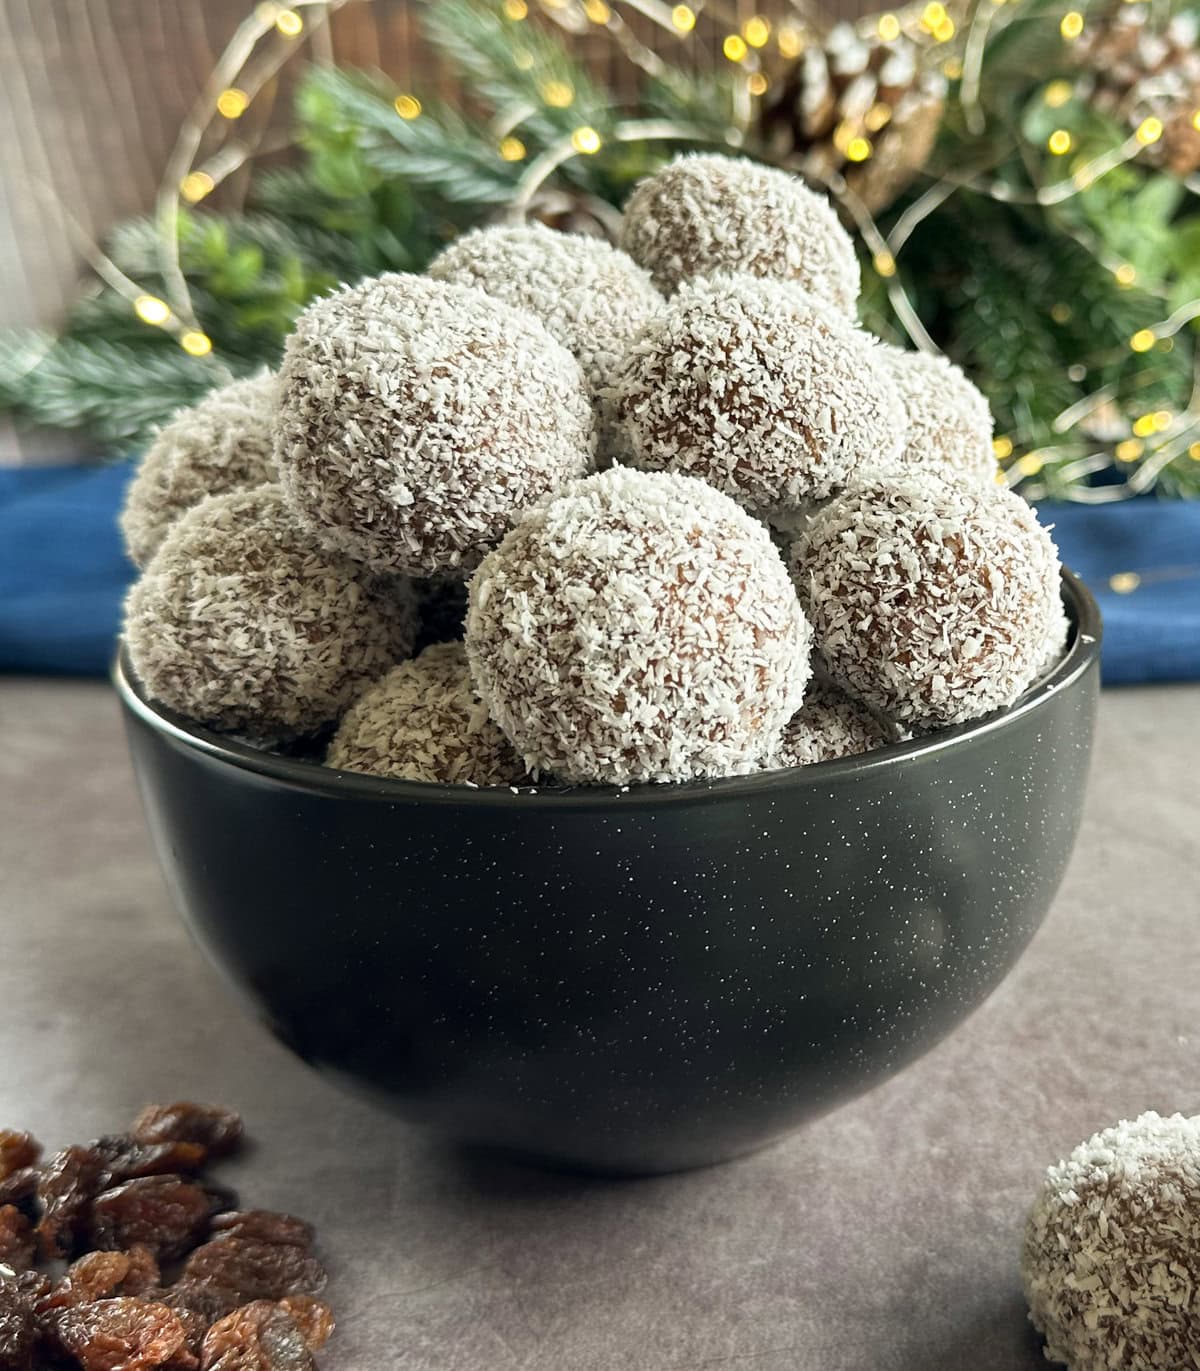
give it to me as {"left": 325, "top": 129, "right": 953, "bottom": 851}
{"left": 608, "top": 275, "right": 906, "bottom": 514}
{"left": 618, "top": 153, "right": 860, "bottom": 315}
{"left": 125, "top": 485, "right": 417, "bottom": 736}
{"left": 274, "top": 273, "right": 596, "bottom": 578}
{"left": 466, "top": 467, "right": 812, "bottom": 785}
{"left": 1023, "top": 1111, "right": 1200, "bottom": 1371}
{"left": 428, "top": 222, "right": 662, "bottom": 458}
{"left": 794, "top": 474, "right": 1061, "bottom": 727}
{"left": 121, "top": 372, "right": 279, "bottom": 568}
{"left": 326, "top": 642, "right": 525, "bottom": 787}
{"left": 1038, "top": 592, "right": 1071, "bottom": 677}
{"left": 878, "top": 343, "right": 997, "bottom": 486}
{"left": 770, "top": 680, "right": 900, "bottom": 768}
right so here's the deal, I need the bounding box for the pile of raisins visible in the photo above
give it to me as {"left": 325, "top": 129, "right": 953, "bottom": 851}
{"left": 0, "top": 1105, "right": 334, "bottom": 1370}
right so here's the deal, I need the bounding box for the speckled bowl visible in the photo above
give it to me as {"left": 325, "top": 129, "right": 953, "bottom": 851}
{"left": 115, "top": 570, "right": 1100, "bottom": 1175}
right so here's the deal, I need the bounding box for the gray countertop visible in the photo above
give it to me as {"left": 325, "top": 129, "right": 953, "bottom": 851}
{"left": 2, "top": 678, "right": 1198, "bottom": 1371}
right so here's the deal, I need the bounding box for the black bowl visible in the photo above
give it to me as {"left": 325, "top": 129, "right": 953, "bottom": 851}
{"left": 115, "top": 570, "right": 1100, "bottom": 1175}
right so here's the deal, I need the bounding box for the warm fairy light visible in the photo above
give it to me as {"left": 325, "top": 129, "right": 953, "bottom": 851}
{"left": 1193, "top": 110, "right": 1200, "bottom": 133}
{"left": 943, "top": 57, "right": 963, "bottom": 78}
{"left": 1050, "top": 301, "right": 1071, "bottom": 323}
{"left": 1044, "top": 80, "right": 1073, "bottom": 109}
{"left": 742, "top": 16, "right": 771, "bottom": 47}
{"left": 1135, "top": 116, "right": 1163, "bottom": 146}
{"left": 1132, "top": 414, "right": 1157, "bottom": 437}
{"left": 394, "top": 94, "right": 422, "bottom": 120}
{"left": 1158, "top": 337, "right": 1175, "bottom": 352}
{"left": 180, "top": 171, "right": 214, "bottom": 203}
{"left": 873, "top": 250, "right": 897, "bottom": 277}
{"left": 1109, "top": 572, "right": 1141, "bottom": 593}
{"left": 777, "top": 23, "right": 804, "bottom": 57}
{"left": 1189, "top": 442, "right": 1200, "bottom": 460}
{"left": 877, "top": 13, "right": 901, "bottom": 41}
{"left": 1017, "top": 452, "right": 1044, "bottom": 476}
{"left": 723, "top": 34, "right": 748, "bottom": 62}
{"left": 932, "top": 16, "right": 956, "bottom": 41}
{"left": 920, "top": 3, "right": 947, "bottom": 30}
{"left": 514, "top": 49, "right": 534, "bottom": 70}
{"left": 570, "top": 125, "right": 602, "bottom": 154}
{"left": 503, "top": 0, "right": 528, "bottom": 19}
{"left": 846, "top": 137, "right": 873, "bottom": 162}
{"left": 1152, "top": 410, "right": 1173, "bottom": 432}
{"left": 747, "top": 72, "right": 769, "bottom": 96}
{"left": 583, "top": 0, "right": 611, "bottom": 22}
{"left": 992, "top": 436, "right": 1014, "bottom": 459}
{"left": 180, "top": 331, "right": 213, "bottom": 357}
{"left": 134, "top": 295, "right": 171, "bottom": 326}
{"left": 1114, "top": 264, "right": 1137, "bottom": 286}
{"left": 274, "top": 8, "right": 303, "bottom": 36}
{"left": 541, "top": 80, "right": 575, "bottom": 107}
{"left": 1068, "top": 363, "right": 1087, "bottom": 381}
{"left": 671, "top": 5, "right": 696, "bottom": 33}
{"left": 499, "top": 135, "right": 526, "bottom": 161}
{"left": 1047, "top": 129, "right": 1072, "bottom": 155}
{"left": 1129, "top": 327, "right": 1155, "bottom": 350}
{"left": 865, "top": 103, "right": 892, "bottom": 132}
{"left": 1114, "top": 438, "right": 1143, "bottom": 462}
{"left": 1060, "top": 11, "right": 1084, "bottom": 39}
{"left": 216, "top": 88, "right": 250, "bottom": 119}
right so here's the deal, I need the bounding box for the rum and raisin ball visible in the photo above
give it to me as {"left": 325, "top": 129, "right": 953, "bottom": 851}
{"left": 794, "top": 474, "right": 1061, "bottom": 728}
{"left": 466, "top": 467, "right": 812, "bottom": 785}
{"left": 121, "top": 373, "right": 278, "bottom": 568}
{"left": 428, "top": 223, "right": 662, "bottom": 457}
{"left": 274, "top": 274, "right": 596, "bottom": 578}
{"left": 619, "top": 153, "right": 859, "bottom": 314}
{"left": 880, "top": 344, "right": 996, "bottom": 485}
{"left": 1023, "top": 1111, "right": 1200, "bottom": 1371}
{"left": 326, "top": 642, "right": 525, "bottom": 787}
{"left": 125, "top": 485, "right": 416, "bottom": 736}
{"left": 608, "top": 275, "right": 905, "bottom": 515}
{"left": 772, "top": 681, "right": 900, "bottom": 768}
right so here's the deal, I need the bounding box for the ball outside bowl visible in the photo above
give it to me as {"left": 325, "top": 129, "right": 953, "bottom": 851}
{"left": 115, "top": 571, "right": 1101, "bottom": 1176}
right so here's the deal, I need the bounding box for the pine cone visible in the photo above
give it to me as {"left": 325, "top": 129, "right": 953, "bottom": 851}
{"left": 760, "top": 22, "right": 947, "bottom": 213}
{"left": 1073, "top": 7, "right": 1200, "bottom": 177}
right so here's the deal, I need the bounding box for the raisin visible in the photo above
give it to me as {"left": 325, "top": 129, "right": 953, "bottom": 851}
{"left": 131, "top": 1105, "right": 243, "bottom": 1159}
{"left": 0, "top": 1137, "right": 39, "bottom": 1184}
{"left": 276, "top": 1297, "right": 333, "bottom": 1352}
{"left": 153, "top": 1283, "right": 240, "bottom": 1353}
{"left": 0, "top": 1172, "right": 37, "bottom": 1221}
{"left": 46, "top": 1297, "right": 188, "bottom": 1371}
{"left": 92, "top": 1135, "right": 209, "bottom": 1183}
{"left": 200, "top": 1303, "right": 313, "bottom": 1371}
{"left": 0, "top": 1269, "right": 40, "bottom": 1371}
{"left": 36, "top": 1145, "right": 107, "bottom": 1260}
{"left": 117, "top": 1244, "right": 162, "bottom": 1296}
{"left": 182, "top": 1239, "right": 326, "bottom": 1304}
{"left": 91, "top": 1176, "right": 213, "bottom": 1262}
{"left": 209, "top": 1213, "right": 313, "bottom": 1249}
{"left": 0, "top": 1210, "right": 34, "bottom": 1274}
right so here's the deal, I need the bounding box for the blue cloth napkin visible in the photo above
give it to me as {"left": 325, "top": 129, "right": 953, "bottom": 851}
{"left": 0, "top": 462, "right": 1197, "bottom": 682}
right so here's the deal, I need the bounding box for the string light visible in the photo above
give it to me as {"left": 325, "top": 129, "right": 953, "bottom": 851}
{"left": 394, "top": 94, "right": 422, "bottom": 120}
{"left": 777, "top": 23, "right": 804, "bottom": 57}
{"left": 670, "top": 5, "right": 696, "bottom": 33}
{"left": 1017, "top": 452, "right": 1044, "bottom": 476}
{"left": 1114, "top": 438, "right": 1143, "bottom": 461}
{"left": 1192, "top": 110, "right": 1200, "bottom": 133}
{"left": 1047, "top": 129, "right": 1072, "bottom": 155}
{"left": 541, "top": 80, "right": 574, "bottom": 107}
{"left": 216, "top": 88, "right": 250, "bottom": 119}
{"left": 133, "top": 295, "right": 171, "bottom": 326}
{"left": 932, "top": 16, "right": 956, "bottom": 41}
{"left": 179, "top": 171, "right": 214, "bottom": 203}
{"left": 742, "top": 16, "right": 771, "bottom": 48}
{"left": 274, "top": 8, "right": 303, "bottom": 37}
{"left": 499, "top": 136, "right": 526, "bottom": 161}
{"left": 992, "top": 436, "right": 1014, "bottom": 459}
{"left": 723, "top": 34, "right": 748, "bottom": 62}
{"left": 179, "top": 330, "right": 213, "bottom": 357}
{"left": 865, "top": 104, "right": 892, "bottom": 132}
{"left": 1135, "top": 117, "right": 1163, "bottom": 146}
{"left": 513, "top": 49, "right": 534, "bottom": 70}
{"left": 1152, "top": 410, "right": 1173, "bottom": 432}
{"left": 1060, "top": 11, "right": 1084, "bottom": 40}
{"left": 920, "top": 3, "right": 947, "bottom": 31}
{"left": 846, "top": 137, "right": 873, "bottom": 162}
{"left": 1050, "top": 302, "right": 1072, "bottom": 323}
{"left": 877, "top": 13, "right": 901, "bottom": 41}
{"left": 570, "top": 125, "right": 602, "bottom": 154}
{"left": 1109, "top": 572, "right": 1141, "bottom": 593}
{"left": 1044, "top": 80, "right": 1073, "bottom": 109}
{"left": 583, "top": 0, "right": 610, "bottom": 22}
{"left": 943, "top": 57, "right": 962, "bottom": 78}
{"left": 1190, "top": 442, "right": 1200, "bottom": 461}
{"left": 1129, "top": 328, "right": 1156, "bottom": 351}
{"left": 873, "top": 250, "right": 897, "bottom": 277}
{"left": 1115, "top": 264, "right": 1137, "bottom": 287}
{"left": 1131, "top": 414, "right": 1157, "bottom": 437}
{"left": 502, "top": 0, "right": 527, "bottom": 19}
{"left": 747, "top": 72, "right": 769, "bottom": 96}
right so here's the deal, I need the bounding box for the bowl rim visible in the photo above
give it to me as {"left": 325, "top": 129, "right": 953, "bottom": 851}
{"left": 113, "top": 566, "right": 1101, "bottom": 810}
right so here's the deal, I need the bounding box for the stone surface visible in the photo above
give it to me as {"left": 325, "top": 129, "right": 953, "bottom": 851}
{"left": 1, "top": 677, "right": 1197, "bottom": 1371}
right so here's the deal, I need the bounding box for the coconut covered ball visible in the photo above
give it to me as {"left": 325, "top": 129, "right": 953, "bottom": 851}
{"left": 772, "top": 681, "right": 900, "bottom": 768}
{"left": 880, "top": 344, "right": 996, "bottom": 485}
{"left": 327, "top": 642, "right": 525, "bottom": 787}
{"left": 794, "top": 474, "right": 1061, "bottom": 727}
{"left": 466, "top": 467, "right": 812, "bottom": 785}
{"left": 125, "top": 484, "right": 417, "bottom": 736}
{"left": 121, "top": 372, "right": 278, "bottom": 568}
{"left": 608, "top": 275, "right": 905, "bottom": 514}
{"left": 428, "top": 223, "right": 661, "bottom": 452}
{"left": 619, "top": 153, "right": 859, "bottom": 315}
{"left": 275, "top": 273, "right": 596, "bottom": 578}
{"left": 1023, "top": 1111, "right": 1200, "bottom": 1371}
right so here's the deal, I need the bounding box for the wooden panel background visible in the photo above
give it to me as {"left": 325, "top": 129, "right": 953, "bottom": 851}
{"left": 0, "top": 0, "right": 864, "bottom": 461}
